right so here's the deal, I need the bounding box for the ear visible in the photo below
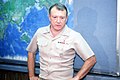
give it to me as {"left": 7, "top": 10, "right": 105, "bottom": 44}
{"left": 65, "top": 16, "right": 68, "bottom": 23}
{"left": 48, "top": 14, "right": 51, "bottom": 21}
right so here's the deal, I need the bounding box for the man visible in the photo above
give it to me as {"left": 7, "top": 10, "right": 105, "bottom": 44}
{"left": 27, "top": 3, "right": 96, "bottom": 80}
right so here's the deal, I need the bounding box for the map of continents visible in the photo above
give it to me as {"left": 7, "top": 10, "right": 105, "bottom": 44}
{"left": 0, "top": 0, "right": 73, "bottom": 61}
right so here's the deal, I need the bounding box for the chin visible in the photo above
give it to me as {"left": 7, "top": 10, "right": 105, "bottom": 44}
{"left": 54, "top": 26, "right": 62, "bottom": 30}
{"left": 55, "top": 27, "right": 63, "bottom": 31}
{"left": 55, "top": 29, "right": 62, "bottom": 31}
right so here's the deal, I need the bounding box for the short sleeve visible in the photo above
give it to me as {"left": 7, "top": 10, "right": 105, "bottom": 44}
{"left": 74, "top": 33, "right": 95, "bottom": 61}
{"left": 26, "top": 30, "right": 38, "bottom": 53}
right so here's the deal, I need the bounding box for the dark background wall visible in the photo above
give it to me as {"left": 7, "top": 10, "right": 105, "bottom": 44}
{"left": 73, "top": 0, "right": 119, "bottom": 76}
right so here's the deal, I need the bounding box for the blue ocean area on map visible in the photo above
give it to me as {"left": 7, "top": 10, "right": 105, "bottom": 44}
{"left": 0, "top": 0, "right": 73, "bottom": 61}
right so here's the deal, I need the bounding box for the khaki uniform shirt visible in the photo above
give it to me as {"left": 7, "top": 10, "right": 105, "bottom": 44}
{"left": 26, "top": 25, "right": 95, "bottom": 80}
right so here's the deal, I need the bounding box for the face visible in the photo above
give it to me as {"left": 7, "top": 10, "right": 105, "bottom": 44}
{"left": 49, "top": 7, "right": 68, "bottom": 32}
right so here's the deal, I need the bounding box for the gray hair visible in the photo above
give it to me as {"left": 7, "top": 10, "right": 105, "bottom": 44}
{"left": 49, "top": 3, "right": 68, "bottom": 16}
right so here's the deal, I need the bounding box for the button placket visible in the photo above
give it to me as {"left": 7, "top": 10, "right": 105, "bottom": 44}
{"left": 46, "top": 40, "right": 53, "bottom": 74}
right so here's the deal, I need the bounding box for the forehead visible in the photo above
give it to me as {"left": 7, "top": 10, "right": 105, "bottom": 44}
{"left": 50, "top": 7, "right": 66, "bottom": 16}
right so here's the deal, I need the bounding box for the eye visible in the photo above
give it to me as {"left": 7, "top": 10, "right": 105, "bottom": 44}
{"left": 61, "top": 17, "right": 64, "bottom": 19}
{"left": 60, "top": 17, "right": 65, "bottom": 20}
{"left": 52, "top": 16, "right": 57, "bottom": 19}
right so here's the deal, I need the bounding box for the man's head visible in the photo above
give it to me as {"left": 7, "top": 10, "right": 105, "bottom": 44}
{"left": 49, "top": 3, "right": 68, "bottom": 32}
{"left": 49, "top": 3, "right": 68, "bottom": 16}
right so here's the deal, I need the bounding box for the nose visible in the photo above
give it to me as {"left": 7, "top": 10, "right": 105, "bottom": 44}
{"left": 56, "top": 18, "right": 61, "bottom": 23}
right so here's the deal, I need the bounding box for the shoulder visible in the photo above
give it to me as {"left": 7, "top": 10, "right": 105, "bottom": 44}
{"left": 66, "top": 26, "right": 85, "bottom": 43}
{"left": 35, "top": 25, "right": 49, "bottom": 34}
{"left": 67, "top": 27, "right": 81, "bottom": 38}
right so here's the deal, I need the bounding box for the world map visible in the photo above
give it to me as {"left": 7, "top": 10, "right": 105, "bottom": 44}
{"left": 0, "top": 0, "right": 73, "bottom": 62}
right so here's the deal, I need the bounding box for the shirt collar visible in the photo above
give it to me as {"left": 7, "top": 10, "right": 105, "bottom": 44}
{"left": 60, "top": 25, "right": 70, "bottom": 37}
{"left": 42, "top": 24, "right": 70, "bottom": 37}
{"left": 42, "top": 25, "right": 50, "bottom": 35}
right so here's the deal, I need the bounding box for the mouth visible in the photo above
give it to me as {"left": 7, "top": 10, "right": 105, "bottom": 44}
{"left": 56, "top": 24, "right": 61, "bottom": 27}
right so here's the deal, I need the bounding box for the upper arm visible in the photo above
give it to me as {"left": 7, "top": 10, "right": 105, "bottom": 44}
{"left": 26, "top": 32, "right": 38, "bottom": 54}
{"left": 74, "top": 33, "right": 95, "bottom": 61}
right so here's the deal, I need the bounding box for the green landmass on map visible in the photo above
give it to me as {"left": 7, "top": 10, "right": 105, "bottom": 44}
{"left": 0, "top": 0, "right": 65, "bottom": 41}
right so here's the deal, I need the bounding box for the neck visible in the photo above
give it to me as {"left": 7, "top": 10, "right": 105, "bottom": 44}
{"left": 50, "top": 27, "right": 63, "bottom": 37}
{"left": 50, "top": 28, "right": 61, "bottom": 37}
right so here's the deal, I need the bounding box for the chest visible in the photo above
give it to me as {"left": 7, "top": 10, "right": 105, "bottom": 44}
{"left": 37, "top": 35, "right": 74, "bottom": 55}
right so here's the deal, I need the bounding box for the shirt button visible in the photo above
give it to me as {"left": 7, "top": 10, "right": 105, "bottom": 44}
{"left": 60, "top": 53, "right": 63, "bottom": 58}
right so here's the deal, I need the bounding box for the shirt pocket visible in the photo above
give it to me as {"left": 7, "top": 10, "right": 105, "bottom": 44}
{"left": 37, "top": 38, "right": 48, "bottom": 51}
{"left": 55, "top": 42, "right": 71, "bottom": 53}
